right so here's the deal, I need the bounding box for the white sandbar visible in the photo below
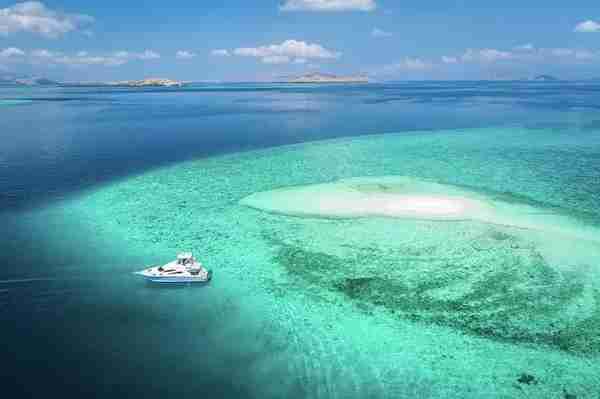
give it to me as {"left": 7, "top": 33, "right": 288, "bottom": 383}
{"left": 241, "top": 176, "right": 494, "bottom": 221}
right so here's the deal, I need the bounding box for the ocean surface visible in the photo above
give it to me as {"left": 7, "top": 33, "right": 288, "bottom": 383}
{"left": 1, "top": 82, "right": 600, "bottom": 398}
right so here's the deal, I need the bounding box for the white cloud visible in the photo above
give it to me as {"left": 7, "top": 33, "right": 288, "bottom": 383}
{"left": 233, "top": 39, "right": 340, "bottom": 64}
{"left": 462, "top": 48, "right": 513, "bottom": 63}
{"left": 373, "top": 57, "right": 434, "bottom": 77}
{"left": 53, "top": 54, "right": 127, "bottom": 67}
{"left": 398, "top": 57, "right": 433, "bottom": 70}
{"left": 30, "top": 48, "right": 53, "bottom": 57}
{"left": 280, "top": 0, "right": 376, "bottom": 12}
{"left": 441, "top": 56, "right": 457, "bottom": 64}
{"left": 550, "top": 48, "right": 573, "bottom": 57}
{"left": 437, "top": 46, "right": 599, "bottom": 69}
{"left": 371, "top": 27, "right": 392, "bottom": 38}
{"left": 112, "top": 50, "right": 160, "bottom": 60}
{"left": 479, "top": 49, "right": 513, "bottom": 62}
{"left": 211, "top": 49, "right": 230, "bottom": 57}
{"left": 0, "top": 47, "right": 25, "bottom": 57}
{"left": 0, "top": 1, "right": 94, "bottom": 38}
{"left": 574, "top": 20, "right": 600, "bottom": 33}
{"left": 137, "top": 50, "right": 160, "bottom": 60}
{"left": 544, "top": 48, "right": 597, "bottom": 61}
{"left": 176, "top": 50, "right": 196, "bottom": 59}
{"left": 574, "top": 49, "right": 596, "bottom": 60}
{"left": 369, "top": 44, "right": 600, "bottom": 78}
{"left": 262, "top": 55, "right": 290, "bottom": 64}
{"left": 10, "top": 48, "right": 161, "bottom": 68}
{"left": 383, "top": 57, "right": 433, "bottom": 72}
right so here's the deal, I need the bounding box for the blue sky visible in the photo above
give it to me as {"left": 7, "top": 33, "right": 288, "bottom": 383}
{"left": 1, "top": 0, "right": 599, "bottom": 81}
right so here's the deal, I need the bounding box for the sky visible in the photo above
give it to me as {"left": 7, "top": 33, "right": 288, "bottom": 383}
{"left": 0, "top": 0, "right": 599, "bottom": 81}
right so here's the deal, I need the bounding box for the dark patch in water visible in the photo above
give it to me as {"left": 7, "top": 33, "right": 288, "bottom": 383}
{"left": 517, "top": 373, "right": 538, "bottom": 385}
{"left": 265, "top": 231, "right": 600, "bottom": 356}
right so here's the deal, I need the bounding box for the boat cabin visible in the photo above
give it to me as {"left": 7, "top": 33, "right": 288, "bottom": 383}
{"left": 177, "top": 252, "right": 195, "bottom": 266}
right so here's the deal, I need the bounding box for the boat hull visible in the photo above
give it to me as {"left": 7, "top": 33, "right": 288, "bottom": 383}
{"left": 137, "top": 270, "right": 212, "bottom": 284}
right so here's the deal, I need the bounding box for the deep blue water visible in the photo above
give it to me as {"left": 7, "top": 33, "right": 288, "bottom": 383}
{"left": 3, "top": 81, "right": 599, "bottom": 212}
{"left": 1, "top": 81, "right": 600, "bottom": 398}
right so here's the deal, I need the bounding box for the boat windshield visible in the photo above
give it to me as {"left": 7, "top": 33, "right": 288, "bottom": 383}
{"left": 177, "top": 253, "right": 194, "bottom": 265}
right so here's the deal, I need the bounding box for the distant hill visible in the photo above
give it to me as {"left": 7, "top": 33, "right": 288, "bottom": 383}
{"left": 62, "top": 78, "right": 188, "bottom": 87}
{"left": 0, "top": 75, "right": 188, "bottom": 87}
{"left": 108, "top": 78, "right": 186, "bottom": 87}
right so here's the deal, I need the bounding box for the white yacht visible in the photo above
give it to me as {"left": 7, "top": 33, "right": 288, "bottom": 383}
{"left": 136, "top": 253, "right": 212, "bottom": 284}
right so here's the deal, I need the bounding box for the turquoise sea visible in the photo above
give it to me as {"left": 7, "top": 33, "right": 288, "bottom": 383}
{"left": 1, "top": 82, "right": 600, "bottom": 398}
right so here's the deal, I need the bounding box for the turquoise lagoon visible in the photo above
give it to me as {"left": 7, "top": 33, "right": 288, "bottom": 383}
{"left": 15, "top": 126, "right": 600, "bottom": 398}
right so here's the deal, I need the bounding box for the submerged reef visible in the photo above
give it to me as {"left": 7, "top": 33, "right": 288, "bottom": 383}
{"left": 265, "top": 227, "right": 600, "bottom": 355}
{"left": 245, "top": 176, "right": 600, "bottom": 355}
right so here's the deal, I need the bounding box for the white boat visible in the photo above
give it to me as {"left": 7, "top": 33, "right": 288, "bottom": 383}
{"left": 135, "top": 253, "right": 212, "bottom": 284}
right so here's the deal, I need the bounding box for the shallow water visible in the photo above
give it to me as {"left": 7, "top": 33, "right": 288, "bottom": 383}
{"left": 0, "top": 99, "right": 33, "bottom": 106}
{"left": 2, "top": 82, "right": 600, "bottom": 398}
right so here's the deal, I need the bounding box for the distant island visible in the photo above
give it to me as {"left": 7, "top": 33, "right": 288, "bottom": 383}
{"left": 64, "top": 78, "right": 187, "bottom": 87}
{"left": 107, "top": 78, "right": 187, "bottom": 87}
{"left": 1, "top": 75, "right": 186, "bottom": 88}
{"left": 282, "top": 73, "right": 369, "bottom": 84}
{"left": 1, "top": 73, "right": 187, "bottom": 88}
